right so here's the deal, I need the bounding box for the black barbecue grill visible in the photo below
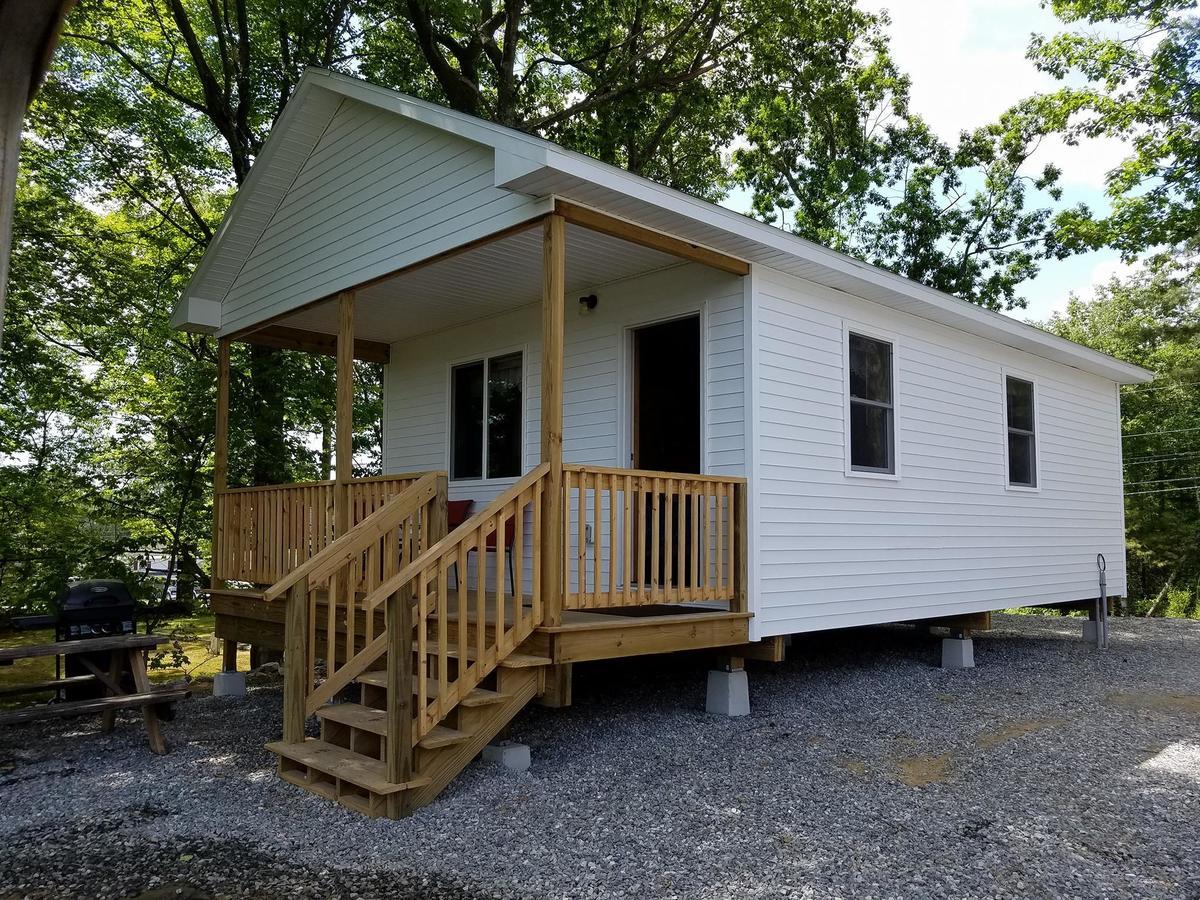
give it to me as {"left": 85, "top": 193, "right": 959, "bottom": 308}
{"left": 11, "top": 580, "right": 139, "bottom": 699}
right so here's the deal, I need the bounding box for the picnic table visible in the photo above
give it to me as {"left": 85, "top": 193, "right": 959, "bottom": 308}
{"left": 0, "top": 633, "right": 189, "bottom": 753}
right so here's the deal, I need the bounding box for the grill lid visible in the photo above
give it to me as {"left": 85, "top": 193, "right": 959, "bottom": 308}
{"left": 55, "top": 579, "right": 137, "bottom": 613}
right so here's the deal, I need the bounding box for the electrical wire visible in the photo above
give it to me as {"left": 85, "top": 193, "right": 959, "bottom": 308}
{"left": 1126, "top": 484, "right": 1200, "bottom": 496}
{"left": 1123, "top": 426, "right": 1200, "bottom": 439}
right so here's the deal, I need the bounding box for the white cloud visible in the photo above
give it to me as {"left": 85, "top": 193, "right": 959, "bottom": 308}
{"left": 859, "top": 0, "right": 1127, "bottom": 190}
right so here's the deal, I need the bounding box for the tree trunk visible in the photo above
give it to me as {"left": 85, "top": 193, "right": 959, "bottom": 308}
{"left": 249, "top": 345, "right": 288, "bottom": 485}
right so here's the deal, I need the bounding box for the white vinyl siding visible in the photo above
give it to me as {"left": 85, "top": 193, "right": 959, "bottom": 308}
{"left": 752, "top": 266, "right": 1127, "bottom": 636}
{"left": 384, "top": 261, "right": 745, "bottom": 492}
{"left": 382, "top": 262, "right": 745, "bottom": 594}
{"left": 220, "top": 98, "right": 548, "bottom": 334}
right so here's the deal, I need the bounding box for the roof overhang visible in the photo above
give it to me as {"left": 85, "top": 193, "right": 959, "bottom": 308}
{"left": 177, "top": 68, "right": 1153, "bottom": 385}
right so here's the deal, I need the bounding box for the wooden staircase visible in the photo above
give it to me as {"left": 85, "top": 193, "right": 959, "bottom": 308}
{"left": 267, "top": 646, "right": 547, "bottom": 816}
{"left": 261, "top": 465, "right": 553, "bottom": 817}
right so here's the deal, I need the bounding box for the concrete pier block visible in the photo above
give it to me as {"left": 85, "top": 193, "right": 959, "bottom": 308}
{"left": 706, "top": 668, "right": 750, "bottom": 716}
{"left": 482, "top": 740, "right": 531, "bottom": 773}
{"left": 941, "top": 637, "right": 975, "bottom": 670}
{"left": 1083, "top": 620, "right": 1101, "bottom": 642}
{"left": 212, "top": 671, "right": 246, "bottom": 698}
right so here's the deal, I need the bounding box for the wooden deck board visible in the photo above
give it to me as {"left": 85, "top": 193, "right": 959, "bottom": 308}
{"left": 213, "top": 591, "right": 751, "bottom": 665}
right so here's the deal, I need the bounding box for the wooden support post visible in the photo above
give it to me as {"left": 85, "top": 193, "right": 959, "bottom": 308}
{"left": 335, "top": 291, "right": 355, "bottom": 536}
{"left": 431, "top": 473, "right": 448, "bottom": 543}
{"left": 221, "top": 638, "right": 238, "bottom": 673}
{"left": 335, "top": 291, "right": 355, "bottom": 667}
{"left": 282, "top": 577, "right": 309, "bottom": 744}
{"left": 733, "top": 481, "right": 748, "bottom": 614}
{"left": 385, "top": 589, "right": 413, "bottom": 817}
{"left": 538, "top": 662, "right": 573, "bottom": 708}
{"left": 211, "top": 338, "right": 230, "bottom": 590}
{"left": 541, "top": 214, "right": 566, "bottom": 627}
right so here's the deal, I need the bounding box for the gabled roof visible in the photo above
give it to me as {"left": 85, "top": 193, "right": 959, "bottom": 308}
{"left": 176, "top": 68, "right": 1152, "bottom": 385}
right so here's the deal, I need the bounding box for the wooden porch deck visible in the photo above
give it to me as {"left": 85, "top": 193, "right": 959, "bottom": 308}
{"left": 209, "top": 588, "right": 751, "bottom": 667}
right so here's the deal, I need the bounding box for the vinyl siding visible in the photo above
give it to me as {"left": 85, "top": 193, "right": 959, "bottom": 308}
{"left": 221, "top": 98, "right": 547, "bottom": 334}
{"left": 382, "top": 263, "right": 746, "bottom": 592}
{"left": 752, "top": 266, "right": 1127, "bottom": 636}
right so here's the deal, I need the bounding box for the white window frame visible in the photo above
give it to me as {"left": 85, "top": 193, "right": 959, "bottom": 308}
{"left": 1001, "top": 367, "right": 1041, "bottom": 492}
{"left": 842, "top": 321, "right": 901, "bottom": 480}
{"left": 446, "top": 345, "right": 527, "bottom": 484}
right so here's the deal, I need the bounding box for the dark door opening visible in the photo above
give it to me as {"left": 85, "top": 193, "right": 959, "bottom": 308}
{"left": 631, "top": 315, "right": 701, "bottom": 589}
{"left": 632, "top": 315, "right": 701, "bottom": 473}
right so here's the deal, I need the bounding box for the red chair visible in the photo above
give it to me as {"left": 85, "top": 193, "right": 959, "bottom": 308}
{"left": 446, "top": 499, "right": 516, "bottom": 595}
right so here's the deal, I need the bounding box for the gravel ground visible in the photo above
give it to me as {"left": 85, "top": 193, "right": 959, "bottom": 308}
{"left": 0, "top": 613, "right": 1197, "bottom": 900}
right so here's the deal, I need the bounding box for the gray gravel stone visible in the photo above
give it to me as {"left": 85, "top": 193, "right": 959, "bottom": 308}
{"left": 0, "top": 613, "right": 1197, "bottom": 899}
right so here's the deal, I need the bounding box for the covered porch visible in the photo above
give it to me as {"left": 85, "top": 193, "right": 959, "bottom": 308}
{"left": 208, "top": 202, "right": 754, "bottom": 696}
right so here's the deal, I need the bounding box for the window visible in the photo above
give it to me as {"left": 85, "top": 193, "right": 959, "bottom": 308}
{"left": 450, "top": 351, "right": 522, "bottom": 480}
{"left": 848, "top": 332, "right": 895, "bottom": 474}
{"left": 1005, "top": 375, "right": 1037, "bottom": 488}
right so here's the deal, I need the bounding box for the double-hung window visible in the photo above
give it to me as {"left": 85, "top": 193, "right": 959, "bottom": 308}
{"left": 848, "top": 332, "right": 896, "bottom": 474}
{"left": 450, "top": 351, "right": 523, "bottom": 480}
{"left": 1005, "top": 375, "right": 1037, "bottom": 488}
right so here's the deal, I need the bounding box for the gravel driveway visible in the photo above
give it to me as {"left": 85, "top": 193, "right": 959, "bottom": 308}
{"left": 0, "top": 613, "right": 1197, "bottom": 900}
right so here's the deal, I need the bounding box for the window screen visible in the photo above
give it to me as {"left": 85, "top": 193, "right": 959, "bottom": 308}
{"left": 848, "top": 333, "right": 895, "bottom": 473}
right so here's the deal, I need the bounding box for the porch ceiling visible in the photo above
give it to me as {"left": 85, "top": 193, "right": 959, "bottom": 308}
{"left": 273, "top": 221, "right": 680, "bottom": 345}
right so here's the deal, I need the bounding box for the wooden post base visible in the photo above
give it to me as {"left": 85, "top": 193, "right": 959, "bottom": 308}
{"left": 538, "top": 663, "right": 573, "bottom": 708}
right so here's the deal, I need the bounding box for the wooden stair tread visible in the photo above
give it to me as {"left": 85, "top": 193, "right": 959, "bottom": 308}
{"left": 266, "top": 738, "right": 428, "bottom": 794}
{"left": 419, "top": 725, "right": 470, "bottom": 750}
{"left": 316, "top": 702, "right": 386, "bottom": 734}
{"left": 500, "top": 652, "right": 552, "bottom": 668}
{"left": 355, "top": 671, "right": 508, "bottom": 707}
{"left": 408, "top": 642, "right": 548, "bottom": 668}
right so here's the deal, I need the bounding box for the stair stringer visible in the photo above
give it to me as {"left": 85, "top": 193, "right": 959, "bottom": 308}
{"left": 407, "top": 663, "right": 545, "bottom": 809}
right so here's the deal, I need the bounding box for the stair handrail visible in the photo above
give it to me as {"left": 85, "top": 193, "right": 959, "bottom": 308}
{"left": 262, "top": 471, "right": 441, "bottom": 602}
{"left": 361, "top": 462, "right": 550, "bottom": 611}
{"left": 279, "top": 472, "right": 448, "bottom": 736}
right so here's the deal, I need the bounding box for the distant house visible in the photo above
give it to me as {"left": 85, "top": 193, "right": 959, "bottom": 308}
{"left": 174, "top": 69, "right": 1151, "bottom": 817}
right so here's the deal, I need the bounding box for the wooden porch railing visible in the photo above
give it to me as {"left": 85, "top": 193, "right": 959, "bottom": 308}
{"left": 213, "top": 473, "right": 428, "bottom": 585}
{"left": 361, "top": 462, "right": 549, "bottom": 742}
{"left": 563, "top": 465, "right": 747, "bottom": 610}
{"left": 267, "top": 463, "right": 549, "bottom": 800}
{"left": 262, "top": 471, "right": 447, "bottom": 726}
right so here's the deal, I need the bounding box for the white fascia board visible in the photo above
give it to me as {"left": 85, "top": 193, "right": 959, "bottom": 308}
{"left": 170, "top": 295, "right": 222, "bottom": 334}
{"left": 493, "top": 148, "right": 550, "bottom": 190}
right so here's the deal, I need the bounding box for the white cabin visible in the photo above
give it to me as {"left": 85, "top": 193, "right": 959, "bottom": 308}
{"left": 176, "top": 69, "right": 1149, "bottom": 816}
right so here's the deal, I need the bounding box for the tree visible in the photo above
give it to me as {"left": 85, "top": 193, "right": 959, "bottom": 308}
{"left": 1045, "top": 257, "right": 1200, "bottom": 616}
{"left": 3, "top": 0, "right": 1087, "bottom": 614}
{"left": 1030, "top": 0, "right": 1200, "bottom": 260}
{"left": 735, "top": 10, "right": 1065, "bottom": 312}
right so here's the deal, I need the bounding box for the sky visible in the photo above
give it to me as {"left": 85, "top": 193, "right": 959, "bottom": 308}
{"left": 729, "top": 0, "right": 1137, "bottom": 324}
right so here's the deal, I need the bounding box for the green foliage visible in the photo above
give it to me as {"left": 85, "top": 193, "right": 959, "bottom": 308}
{"left": 1045, "top": 256, "right": 1200, "bottom": 617}
{"left": 9, "top": 0, "right": 1188, "bottom": 618}
{"left": 737, "top": 20, "right": 1065, "bottom": 311}
{"left": 1030, "top": 0, "right": 1200, "bottom": 260}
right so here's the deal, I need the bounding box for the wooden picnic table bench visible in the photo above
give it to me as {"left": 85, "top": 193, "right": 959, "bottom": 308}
{"left": 0, "top": 633, "right": 189, "bottom": 753}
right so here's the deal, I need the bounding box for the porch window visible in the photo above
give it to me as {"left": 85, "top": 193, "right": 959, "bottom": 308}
{"left": 1005, "top": 375, "right": 1037, "bottom": 488}
{"left": 451, "top": 352, "right": 523, "bottom": 480}
{"left": 848, "top": 333, "right": 895, "bottom": 474}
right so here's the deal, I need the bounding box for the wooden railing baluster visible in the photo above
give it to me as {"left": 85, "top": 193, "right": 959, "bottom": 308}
{"left": 558, "top": 465, "right": 745, "bottom": 611}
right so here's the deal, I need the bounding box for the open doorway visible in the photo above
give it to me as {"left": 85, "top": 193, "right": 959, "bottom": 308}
{"left": 631, "top": 315, "right": 701, "bottom": 473}
{"left": 630, "top": 315, "right": 701, "bottom": 590}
